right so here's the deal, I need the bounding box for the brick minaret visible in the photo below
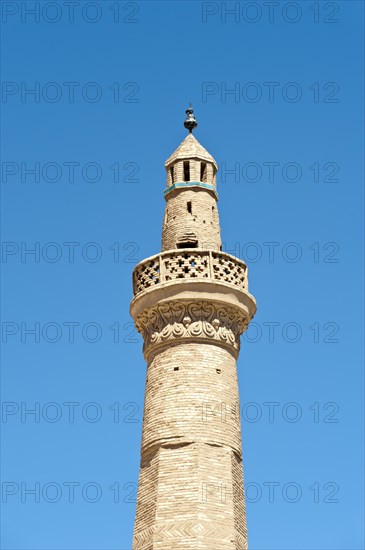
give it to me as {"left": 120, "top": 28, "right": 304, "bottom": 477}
{"left": 130, "top": 107, "right": 256, "bottom": 549}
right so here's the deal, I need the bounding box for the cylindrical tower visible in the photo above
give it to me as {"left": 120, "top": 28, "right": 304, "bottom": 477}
{"left": 130, "top": 107, "right": 256, "bottom": 550}
{"left": 162, "top": 129, "right": 220, "bottom": 251}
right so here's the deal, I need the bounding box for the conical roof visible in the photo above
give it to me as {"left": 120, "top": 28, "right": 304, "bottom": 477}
{"left": 165, "top": 133, "right": 218, "bottom": 170}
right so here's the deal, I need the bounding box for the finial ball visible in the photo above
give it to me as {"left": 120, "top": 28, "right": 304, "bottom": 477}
{"left": 184, "top": 104, "right": 198, "bottom": 133}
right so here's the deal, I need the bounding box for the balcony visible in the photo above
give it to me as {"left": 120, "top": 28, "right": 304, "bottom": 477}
{"left": 132, "top": 249, "right": 248, "bottom": 296}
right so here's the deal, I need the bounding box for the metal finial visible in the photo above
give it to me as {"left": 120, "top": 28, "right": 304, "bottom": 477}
{"left": 184, "top": 103, "right": 198, "bottom": 133}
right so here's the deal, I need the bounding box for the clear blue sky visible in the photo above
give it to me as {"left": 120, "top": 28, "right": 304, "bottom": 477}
{"left": 1, "top": 1, "right": 364, "bottom": 549}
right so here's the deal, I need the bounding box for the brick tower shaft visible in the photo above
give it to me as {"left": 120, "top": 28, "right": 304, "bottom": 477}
{"left": 130, "top": 107, "right": 256, "bottom": 549}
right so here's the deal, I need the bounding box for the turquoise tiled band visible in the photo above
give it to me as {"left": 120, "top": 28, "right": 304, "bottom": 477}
{"left": 164, "top": 181, "right": 218, "bottom": 198}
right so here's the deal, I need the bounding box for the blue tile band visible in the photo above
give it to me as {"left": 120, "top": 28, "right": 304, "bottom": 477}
{"left": 164, "top": 181, "right": 218, "bottom": 198}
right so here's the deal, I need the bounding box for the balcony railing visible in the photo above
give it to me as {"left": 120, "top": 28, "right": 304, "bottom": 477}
{"left": 132, "top": 249, "right": 247, "bottom": 296}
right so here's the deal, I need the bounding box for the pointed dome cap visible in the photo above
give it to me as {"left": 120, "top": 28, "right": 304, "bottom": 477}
{"left": 165, "top": 133, "right": 218, "bottom": 171}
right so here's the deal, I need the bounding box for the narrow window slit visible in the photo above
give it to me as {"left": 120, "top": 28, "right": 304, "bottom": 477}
{"left": 176, "top": 241, "right": 198, "bottom": 249}
{"left": 187, "top": 201, "right": 192, "bottom": 214}
{"left": 200, "top": 162, "right": 207, "bottom": 182}
{"left": 183, "top": 161, "right": 190, "bottom": 182}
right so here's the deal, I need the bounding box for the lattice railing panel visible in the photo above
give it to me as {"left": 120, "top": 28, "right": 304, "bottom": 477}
{"left": 133, "top": 258, "right": 160, "bottom": 294}
{"left": 164, "top": 251, "right": 209, "bottom": 281}
{"left": 133, "top": 250, "right": 247, "bottom": 295}
{"left": 211, "top": 252, "right": 246, "bottom": 288}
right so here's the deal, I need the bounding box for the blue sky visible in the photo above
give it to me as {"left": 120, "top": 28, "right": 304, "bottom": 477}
{"left": 1, "top": 1, "right": 364, "bottom": 549}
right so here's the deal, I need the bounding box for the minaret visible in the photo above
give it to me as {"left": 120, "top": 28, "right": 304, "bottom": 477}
{"left": 130, "top": 106, "right": 256, "bottom": 549}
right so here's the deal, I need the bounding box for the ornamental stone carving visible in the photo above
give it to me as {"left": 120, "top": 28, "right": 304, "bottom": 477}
{"left": 135, "top": 300, "right": 249, "bottom": 359}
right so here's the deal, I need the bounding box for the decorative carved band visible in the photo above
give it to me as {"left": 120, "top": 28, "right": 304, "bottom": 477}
{"left": 134, "top": 300, "right": 249, "bottom": 359}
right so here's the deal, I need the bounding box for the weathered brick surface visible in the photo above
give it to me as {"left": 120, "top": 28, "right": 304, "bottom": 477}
{"left": 132, "top": 343, "right": 247, "bottom": 549}
{"left": 162, "top": 188, "right": 221, "bottom": 251}
{"left": 141, "top": 343, "right": 242, "bottom": 455}
{"left": 131, "top": 132, "right": 255, "bottom": 549}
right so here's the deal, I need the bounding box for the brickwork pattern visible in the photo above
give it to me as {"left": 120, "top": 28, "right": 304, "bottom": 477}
{"left": 162, "top": 188, "right": 221, "bottom": 251}
{"left": 165, "top": 133, "right": 218, "bottom": 170}
{"left": 133, "top": 343, "right": 247, "bottom": 549}
{"left": 133, "top": 444, "right": 247, "bottom": 549}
